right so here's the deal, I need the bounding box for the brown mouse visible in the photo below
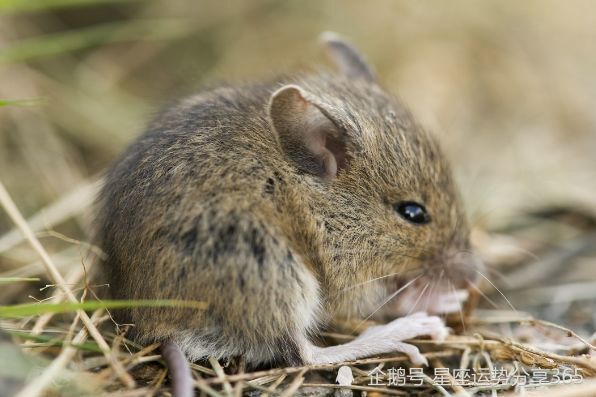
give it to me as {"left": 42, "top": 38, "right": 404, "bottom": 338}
{"left": 95, "top": 32, "right": 479, "bottom": 396}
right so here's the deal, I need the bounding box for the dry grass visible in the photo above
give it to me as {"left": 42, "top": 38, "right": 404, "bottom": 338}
{"left": 1, "top": 1, "right": 595, "bottom": 396}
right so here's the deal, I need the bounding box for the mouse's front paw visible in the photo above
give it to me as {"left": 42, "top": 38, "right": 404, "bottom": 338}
{"left": 410, "top": 312, "right": 449, "bottom": 341}
{"left": 357, "top": 312, "right": 449, "bottom": 365}
{"left": 400, "top": 311, "right": 449, "bottom": 341}
{"left": 361, "top": 311, "right": 449, "bottom": 342}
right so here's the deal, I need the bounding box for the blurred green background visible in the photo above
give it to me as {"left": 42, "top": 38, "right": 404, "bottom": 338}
{"left": 0, "top": 0, "right": 595, "bottom": 292}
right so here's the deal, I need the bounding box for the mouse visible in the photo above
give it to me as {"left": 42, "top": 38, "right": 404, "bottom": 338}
{"left": 95, "top": 32, "right": 479, "bottom": 397}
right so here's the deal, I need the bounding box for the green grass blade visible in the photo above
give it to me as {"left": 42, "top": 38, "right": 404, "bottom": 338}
{"left": 0, "top": 0, "right": 143, "bottom": 14}
{"left": 0, "top": 299, "right": 208, "bottom": 318}
{"left": 6, "top": 330, "right": 103, "bottom": 352}
{"left": 0, "top": 18, "right": 192, "bottom": 63}
{"left": 0, "top": 98, "right": 46, "bottom": 107}
{"left": 0, "top": 277, "right": 40, "bottom": 284}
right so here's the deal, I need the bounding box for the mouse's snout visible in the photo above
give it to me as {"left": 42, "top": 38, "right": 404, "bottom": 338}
{"left": 437, "top": 249, "right": 483, "bottom": 290}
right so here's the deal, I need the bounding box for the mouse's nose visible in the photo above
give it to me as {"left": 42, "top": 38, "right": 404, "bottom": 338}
{"left": 443, "top": 249, "right": 483, "bottom": 290}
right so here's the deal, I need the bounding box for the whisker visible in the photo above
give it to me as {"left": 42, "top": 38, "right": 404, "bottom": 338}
{"left": 448, "top": 250, "right": 515, "bottom": 287}
{"left": 352, "top": 274, "right": 423, "bottom": 333}
{"left": 475, "top": 269, "right": 517, "bottom": 312}
{"left": 467, "top": 279, "right": 500, "bottom": 309}
{"left": 329, "top": 266, "right": 423, "bottom": 302}
{"left": 405, "top": 282, "right": 430, "bottom": 316}
{"left": 337, "top": 271, "right": 404, "bottom": 293}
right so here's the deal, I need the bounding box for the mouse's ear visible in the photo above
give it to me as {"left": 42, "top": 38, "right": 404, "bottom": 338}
{"left": 269, "top": 84, "right": 349, "bottom": 180}
{"left": 320, "top": 32, "right": 376, "bottom": 83}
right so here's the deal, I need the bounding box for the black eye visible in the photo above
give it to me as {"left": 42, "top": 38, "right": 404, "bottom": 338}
{"left": 394, "top": 201, "right": 431, "bottom": 225}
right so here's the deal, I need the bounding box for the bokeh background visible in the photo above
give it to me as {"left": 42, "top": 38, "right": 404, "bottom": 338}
{"left": 2, "top": 0, "right": 596, "bottom": 225}
{"left": 1, "top": 0, "right": 595, "bottom": 381}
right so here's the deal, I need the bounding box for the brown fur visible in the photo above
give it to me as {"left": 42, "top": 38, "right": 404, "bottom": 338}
{"left": 95, "top": 37, "right": 475, "bottom": 367}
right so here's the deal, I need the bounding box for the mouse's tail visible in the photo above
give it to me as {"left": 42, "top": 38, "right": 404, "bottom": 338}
{"left": 161, "top": 340, "right": 194, "bottom": 397}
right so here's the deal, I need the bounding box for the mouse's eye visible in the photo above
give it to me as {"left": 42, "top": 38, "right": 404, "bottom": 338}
{"left": 394, "top": 201, "right": 431, "bottom": 225}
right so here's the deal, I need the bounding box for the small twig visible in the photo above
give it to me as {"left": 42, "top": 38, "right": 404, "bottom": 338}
{"left": 191, "top": 363, "right": 217, "bottom": 376}
{"left": 244, "top": 383, "right": 283, "bottom": 395}
{"left": 431, "top": 358, "right": 470, "bottom": 396}
{"left": 24, "top": 265, "right": 86, "bottom": 345}
{"left": 194, "top": 376, "right": 225, "bottom": 397}
{"left": 480, "top": 331, "right": 596, "bottom": 376}
{"left": 527, "top": 318, "right": 596, "bottom": 351}
{"left": 467, "top": 309, "right": 533, "bottom": 325}
{"left": 95, "top": 343, "right": 160, "bottom": 379}
{"left": 146, "top": 369, "right": 168, "bottom": 397}
{"left": 209, "top": 356, "right": 233, "bottom": 396}
{"left": 278, "top": 367, "right": 307, "bottom": 397}
{"left": 422, "top": 373, "right": 452, "bottom": 397}
{"left": 233, "top": 358, "right": 246, "bottom": 397}
{"left": 125, "top": 343, "right": 161, "bottom": 367}
{"left": 203, "top": 350, "right": 458, "bottom": 385}
{"left": 260, "top": 373, "right": 286, "bottom": 397}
